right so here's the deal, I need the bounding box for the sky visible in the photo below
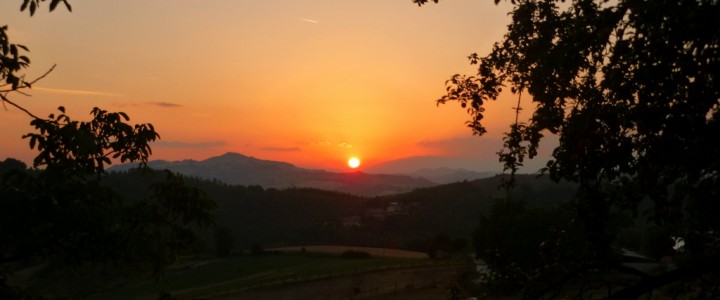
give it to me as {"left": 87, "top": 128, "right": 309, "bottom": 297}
{"left": 1, "top": 0, "right": 556, "bottom": 173}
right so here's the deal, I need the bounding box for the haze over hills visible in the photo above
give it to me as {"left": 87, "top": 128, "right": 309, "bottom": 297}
{"left": 362, "top": 155, "right": 499, "bottom": 184}
{"left": 109, "top": 152, "right": 436, "bottom": 196}
{"left": 407, "top": 168, "right": 497, "bottom": 184}
{"left": 366, "top": 155, "right": 495, "bottom": 174}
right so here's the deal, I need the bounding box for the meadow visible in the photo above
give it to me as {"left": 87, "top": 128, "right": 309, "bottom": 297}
{"left": 88, "top": 249, "right": 437, "bottom": 300}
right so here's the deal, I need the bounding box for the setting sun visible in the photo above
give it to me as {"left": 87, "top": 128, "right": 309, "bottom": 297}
{"left": 348, "top": 157, "right": 361, "bottom": 169}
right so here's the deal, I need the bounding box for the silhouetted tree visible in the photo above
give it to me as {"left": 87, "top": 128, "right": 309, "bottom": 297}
{"left": 473, "top": 199, "right": 590, "bottom": 297}
{"left": 1, "top": 2, "right": 216, "bottom": 298}
{"left": 0, "top": 108, "right": 217, "bottom": 298}
{"left": 1, "top": 1, "right": 72, "bottom": 108}
{"left": 417, "top": 0, "right": 720, "bottom": 298}
{"left": 0, "top": 158, "right": 26, "bottom": 175}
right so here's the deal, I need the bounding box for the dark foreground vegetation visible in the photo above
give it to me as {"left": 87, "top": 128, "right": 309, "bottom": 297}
{"left": 2, "top": 0, "right": 718, "bottom": 299}
{"left": 105, "top": 167, "right": 577, "bottom": 253}
{"left": 418, "top": 0, "right": 720, "bottom": 298}
{"left": 2, "top": 157, "right": 673, "bottom": 299}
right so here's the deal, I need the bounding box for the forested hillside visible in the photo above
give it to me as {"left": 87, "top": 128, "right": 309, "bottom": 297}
{"left": 104, "top": 168, "right": 576, "bottom": 252}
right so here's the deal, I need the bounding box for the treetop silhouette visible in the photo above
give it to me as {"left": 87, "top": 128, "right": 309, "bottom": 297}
{"left": 1, "top": 2, "right": 216, "bottom": 298}
{"left": 417, "top": 0, "right": 720, "bottom": 298}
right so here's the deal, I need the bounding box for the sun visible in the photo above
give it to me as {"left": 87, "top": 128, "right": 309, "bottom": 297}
{"left": 348, "top": 157, "right": 361, "bottom": 169}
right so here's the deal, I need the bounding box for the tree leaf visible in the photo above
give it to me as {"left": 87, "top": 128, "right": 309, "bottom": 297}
{"left": 63, "top": 0, "right": 72, "bottom": 12}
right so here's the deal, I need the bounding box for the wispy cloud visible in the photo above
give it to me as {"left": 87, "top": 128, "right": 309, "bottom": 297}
{"left": 110, "top": 101, "right": 183, "bottom": 108}
{"left": 34, "top": 86, "right": 122, "bottom": 97}
{"left": 153, "top": 140, "right": 226, "bottom": 149}
{"left": 261, "top": 146, "right": 301, "bottom": 152}
{"left": 148, "top": 102, "right": 182, "bottom": 108}
{"left": 417, "top": 136, "right": 502, "bottom": 156}
{"left": 310, "top": 141, "right": 353, "bottom": 148}
{"left": 299, "top": 18, "right": 319, "bottom": 24}
{"left": 109, "top": 102, "right": 140, "bottom": 108}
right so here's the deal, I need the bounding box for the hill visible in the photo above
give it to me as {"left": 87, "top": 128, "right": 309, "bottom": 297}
{"left": 109, "top": 152, "right": 434, "bottom": 196}
{"left": 103, "top": 170, "right": 576, "bottom": 252}
{"left": 407, "top": 167, "right": 496, "bottom": 184}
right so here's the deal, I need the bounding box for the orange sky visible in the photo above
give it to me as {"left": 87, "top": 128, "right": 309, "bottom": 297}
{"left": 1, "top": 0, "right": 554, "bottom": 172}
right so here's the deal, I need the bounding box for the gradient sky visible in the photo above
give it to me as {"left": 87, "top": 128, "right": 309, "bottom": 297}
{"left": 1, "top": 0, "right": 555, "bottom": 172}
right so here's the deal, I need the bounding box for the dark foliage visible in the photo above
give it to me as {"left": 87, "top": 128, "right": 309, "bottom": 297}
{"left": 0, "top": 115, "right": 216, "bottom": 298}
{"left": 473, "top": 199, "right": 591, "bottom": 297}
{"left": 418, "top": 0, "right": 720, "bottom": 298}
{"left": 20, "top": 0, "right": 72, "bottom": 16}
{"left": 1, "top": 2, "right": 216, "bottom": 298}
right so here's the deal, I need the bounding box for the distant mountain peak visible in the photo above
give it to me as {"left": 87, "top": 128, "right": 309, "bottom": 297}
{"left": 217, "top": 152, "right": 249, "bottom": 158}
{"left": 109, "top": 152, "right": 432, "bottom": 196}
{"left": 203, "top": 152, "right": 250, "bottom": 162}
{"left": 203, "top": 152, "right": 250, "bottom": 161}
{"left": 198, "top": 152, "right": 296, "bottom": 169}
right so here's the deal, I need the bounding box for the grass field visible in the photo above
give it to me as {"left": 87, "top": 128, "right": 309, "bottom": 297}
{"left": 268, "top": 245, "right": 429, "bottom": 259}
{"left": 88, "top": 252, "right": 433, "bottom": 300}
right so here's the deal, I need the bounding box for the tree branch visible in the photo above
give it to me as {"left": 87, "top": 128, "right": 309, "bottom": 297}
{"left": 0, "top": 64, "right": 56, "bottom": 93}
{"left": 0, "top": 93, "right": 42, "bottom": 119}
{"left": 28, "top": 64, "right": 56, "bottom": 85}
{"left": 0, "top": 64, "right": 57, "bottom": 120}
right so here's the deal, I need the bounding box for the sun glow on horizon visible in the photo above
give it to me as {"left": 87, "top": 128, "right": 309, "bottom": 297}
{"left": 348, "top": 157, "right": 361, "bottom": 169}
{"left": 0, "top": 1, "right": 518, "bottom": 171}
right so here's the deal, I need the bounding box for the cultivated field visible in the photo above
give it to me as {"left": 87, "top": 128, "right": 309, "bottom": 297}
{"left": 87, "top": 249, "right": 444, "bottom": 300}
{"left": 215, "top": 263, "right": 467, "bottom": 300}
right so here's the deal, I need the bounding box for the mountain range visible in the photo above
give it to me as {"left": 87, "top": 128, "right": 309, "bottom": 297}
{"left": 109, "top": 152, "right": 499, "bottom": 196}
{"left": 110, "top": 152, "right": 458, "bottom": 196}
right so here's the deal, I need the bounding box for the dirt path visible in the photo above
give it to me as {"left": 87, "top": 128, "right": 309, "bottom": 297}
{"left": 210, "top": 263, "right": 465, "bottom": 300}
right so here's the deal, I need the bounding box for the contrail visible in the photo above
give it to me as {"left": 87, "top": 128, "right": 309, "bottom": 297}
{"left": 299, "top": 18, "right": 319, "bottom": 24}
{"left": 34, "top": 86, "right": 122, "bottom": 97}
